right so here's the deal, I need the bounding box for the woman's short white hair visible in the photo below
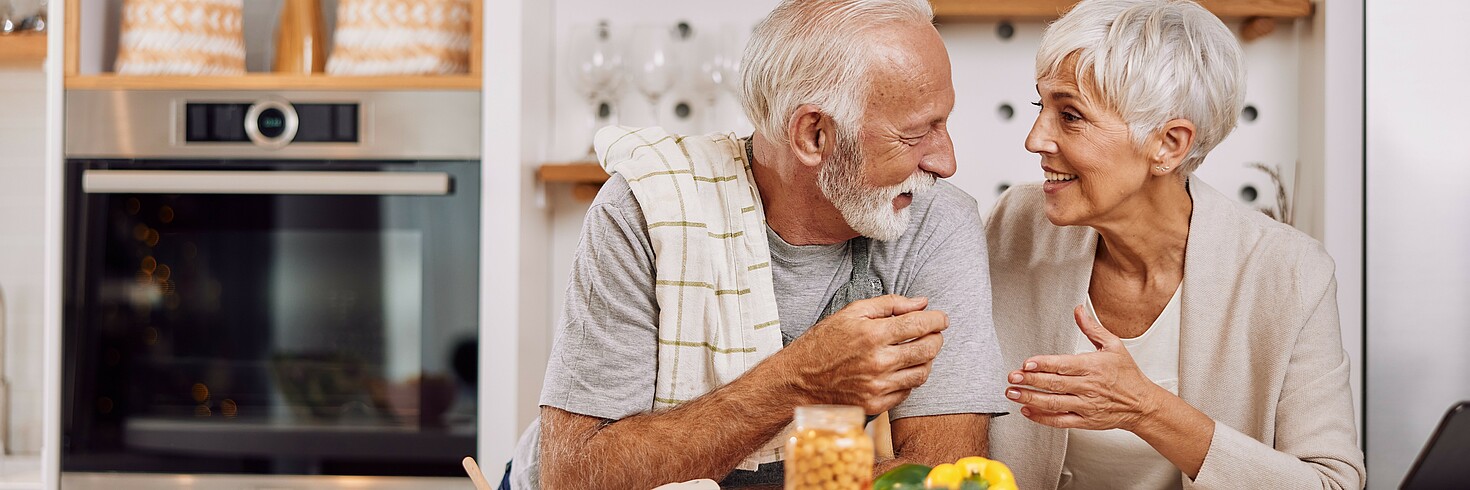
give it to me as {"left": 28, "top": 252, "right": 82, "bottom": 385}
{"left": 741, "top": 0, "right": 933, "bottom": 145}
{"left": 1037, "top": 0, "right": 1245, "bottom": 174}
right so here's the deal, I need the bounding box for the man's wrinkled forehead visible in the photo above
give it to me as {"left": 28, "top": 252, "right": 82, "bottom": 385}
{"left": 861, "top": 22, "right": 955, "bottom": 125}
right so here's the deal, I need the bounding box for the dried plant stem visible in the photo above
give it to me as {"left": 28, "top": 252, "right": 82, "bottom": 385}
{"left": 1247, "top": 162, "right": 1293, "bottom": 226}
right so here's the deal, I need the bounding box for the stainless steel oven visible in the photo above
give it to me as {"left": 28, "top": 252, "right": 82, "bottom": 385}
{"left": 62, "top": 90, "right": 480, "bottom": 489}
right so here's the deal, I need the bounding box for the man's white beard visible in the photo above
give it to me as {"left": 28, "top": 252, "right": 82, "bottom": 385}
{"left": 818, "top": 136, "right": 937, "bottom": 242}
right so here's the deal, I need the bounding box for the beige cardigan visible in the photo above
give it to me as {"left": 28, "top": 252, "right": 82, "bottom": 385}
{"left": 984, "top": 178, "right": 1365, "bottom": 490}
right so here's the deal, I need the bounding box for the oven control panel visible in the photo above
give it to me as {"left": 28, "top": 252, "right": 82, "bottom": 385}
{"left": 185, "top": 100, "right": 359, "bottom": 148}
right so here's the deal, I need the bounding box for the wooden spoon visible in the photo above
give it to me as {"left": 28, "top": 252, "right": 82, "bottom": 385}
{"left": 462, "top": 456, "right": 494, "bottom": 490}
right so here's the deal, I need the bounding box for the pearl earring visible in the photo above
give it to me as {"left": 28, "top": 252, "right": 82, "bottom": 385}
{"left": 1156, "top": 165, "right": 1171, "bottom": 172}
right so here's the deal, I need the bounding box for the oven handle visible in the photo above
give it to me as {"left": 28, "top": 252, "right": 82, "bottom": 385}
{"left": 81, "top": 170, "right": 452, "bottom": 196}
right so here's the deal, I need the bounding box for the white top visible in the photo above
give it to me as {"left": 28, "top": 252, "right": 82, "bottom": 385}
{"left": 1058, "top": 286, "right": 1184, "bottom": 490}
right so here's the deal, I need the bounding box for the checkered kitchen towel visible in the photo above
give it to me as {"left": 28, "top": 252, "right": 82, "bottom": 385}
{"left": 595, "top": 126, "right": 787, "bottom": 470}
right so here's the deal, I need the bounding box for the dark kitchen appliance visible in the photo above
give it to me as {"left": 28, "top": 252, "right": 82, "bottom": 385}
{"left": 62, "top": 90, "right": 481, "bottom": 489}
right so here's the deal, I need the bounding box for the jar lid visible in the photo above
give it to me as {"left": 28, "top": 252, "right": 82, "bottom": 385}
{"left": 794, "top": 405, "right": 865, "bottom": 429}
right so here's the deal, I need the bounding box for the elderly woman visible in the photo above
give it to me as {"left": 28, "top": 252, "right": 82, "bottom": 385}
{"left": 985, "top": 0, "right": 1366, "bottom": 489}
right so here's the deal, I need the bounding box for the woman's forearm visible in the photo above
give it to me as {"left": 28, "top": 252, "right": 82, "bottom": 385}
{"left": 1131, "top": 388, "right": 1216, "bottom": 479}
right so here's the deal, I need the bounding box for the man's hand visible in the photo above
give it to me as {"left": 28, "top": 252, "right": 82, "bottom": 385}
{"left": 771, "top": 294, "right": 948, "bottom": 415}
{"left": 540, "top": 294, "right": 948, "bottom": 489}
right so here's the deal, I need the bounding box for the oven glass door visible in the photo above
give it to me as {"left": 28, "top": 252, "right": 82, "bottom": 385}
{"left": 63, "top": 160, "right": 479, "bottom": 477}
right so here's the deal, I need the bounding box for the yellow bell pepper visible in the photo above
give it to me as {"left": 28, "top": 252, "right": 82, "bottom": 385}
{"left": 925, "top": 456, "right": 1017, "bottom": 490}
{"left": 925, "top": 463, "right": 968, "bottom": 489}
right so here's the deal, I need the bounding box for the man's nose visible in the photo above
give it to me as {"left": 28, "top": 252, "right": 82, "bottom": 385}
{"left": 920, "top": 152, "right": 956, "bottom": 179}
{"left": 920, "top": 137, "right": 958, "bottom": 178}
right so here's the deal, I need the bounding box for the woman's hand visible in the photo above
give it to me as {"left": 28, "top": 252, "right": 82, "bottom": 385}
{"left": 1004, "top": 305, "right": 1217, "bottom": 478}
{"left": 1004, "top": 305, "right": 1170, "bottom": 432}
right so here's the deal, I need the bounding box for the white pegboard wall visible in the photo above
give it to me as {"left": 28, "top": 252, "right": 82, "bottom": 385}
{"left": 940, "top": 20, "right": 1050, "bottom": 214}
{"left": 547, "top": 6, "right": 1307, "bottom": 219}
{"left": 548, "top": 0, "right": 782, "bottom": 162}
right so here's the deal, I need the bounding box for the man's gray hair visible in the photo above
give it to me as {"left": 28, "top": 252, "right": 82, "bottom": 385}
{"left": 1037, "top": 0, "right": 1245, "bottom": 174}
{"left": 741, "top": 0, "right": 934, "bottom": 146}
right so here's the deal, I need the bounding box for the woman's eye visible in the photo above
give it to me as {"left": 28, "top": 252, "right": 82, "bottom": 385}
{"left": 1031, "top": 101, "right": 1043, "bottom": 110}
{"left": 1061, "top": 111, "right": 1082, "bottom": 122}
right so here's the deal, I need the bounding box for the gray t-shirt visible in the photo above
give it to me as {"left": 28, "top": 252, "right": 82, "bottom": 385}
{"left": 509, "top": 174, "right": 1009, "bottom": 488}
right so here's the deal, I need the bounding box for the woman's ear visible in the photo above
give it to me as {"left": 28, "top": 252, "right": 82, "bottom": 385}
{"left": 788, "top": 104, "right": 836, "bottom": 169}
{"left": 1152, "top": 118, "right": 1196, "bottom": 175}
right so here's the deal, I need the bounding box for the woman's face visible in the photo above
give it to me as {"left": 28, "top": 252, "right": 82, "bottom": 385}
{"left": 1024, "top": 58, "right": 1158, "bottom": 228}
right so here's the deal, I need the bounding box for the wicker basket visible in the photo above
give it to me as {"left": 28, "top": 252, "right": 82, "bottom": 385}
{"left": 326, "top": 0, "right": 472, "bottom": 76}
{"left": 115, "top": 0, "right": 246, "bottom": 76}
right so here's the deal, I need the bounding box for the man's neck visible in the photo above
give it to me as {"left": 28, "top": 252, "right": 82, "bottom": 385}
{"left": 747, "top": 134, "right": 860, "bottom": 246}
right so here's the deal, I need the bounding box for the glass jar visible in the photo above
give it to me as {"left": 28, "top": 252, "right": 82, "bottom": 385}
{"left": 784, "top": 405, "right": 874, "bottom": 490}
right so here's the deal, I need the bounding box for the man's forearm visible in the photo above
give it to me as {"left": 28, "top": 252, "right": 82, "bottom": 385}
{"left": 541, "top": 364, "right": 809, "bottom": 489}
{"left": 875, "top": 413, "right": 991, "bottom": 474}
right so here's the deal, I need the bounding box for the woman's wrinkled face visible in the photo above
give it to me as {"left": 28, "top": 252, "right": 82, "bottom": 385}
{"left": 1025, "top": 57, "right": 1157, "bottom": 227}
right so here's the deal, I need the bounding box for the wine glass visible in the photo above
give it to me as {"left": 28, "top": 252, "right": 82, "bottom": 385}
{"left": 716, "top": 24, "right": 750, "bottom": 132}
{"left": 26, "top": 0, "right": 45, "bottom": 32}
{"left": 568, "top": 21, "right": 625, "bottom": 157}
{"left": 628, "top": 24, "right": 680, "bottom": 126}
{"left": 689, "top": 26, "right": 731, "bottom": 133}
{"left": 0, "top": 0, "right": 16, "bottom": 34}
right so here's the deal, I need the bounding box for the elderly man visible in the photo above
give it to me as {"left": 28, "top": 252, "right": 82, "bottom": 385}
{"left": 507, "top": 0, "right": 1008, "bottom": 487}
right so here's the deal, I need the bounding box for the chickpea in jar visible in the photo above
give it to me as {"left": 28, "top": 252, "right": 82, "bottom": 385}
{"left": 784, "top": 405, "right": 873, "bottom": 490}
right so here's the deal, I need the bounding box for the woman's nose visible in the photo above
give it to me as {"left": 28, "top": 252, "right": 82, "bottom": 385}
{"left": 1025, "top": 116, "right": 1057, "bottom": 155}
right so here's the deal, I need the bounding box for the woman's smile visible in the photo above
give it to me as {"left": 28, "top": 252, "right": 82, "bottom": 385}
{"left": 1043, "top": 166, "right": 1079, "bottom": 194}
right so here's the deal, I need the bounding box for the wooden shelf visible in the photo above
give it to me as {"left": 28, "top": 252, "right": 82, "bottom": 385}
{"left": 539, "top": 162, "right": 608, "bottom": 184}
{"left": 0, "top": 33, "right": 47, "bottom": 66}
{"left": 539, "top": 162, "right": 608, "bottom": 202}
{"left": 930, "top": 0, "right": 1313, "bottom": 20}
{"left": 64, "top": 74, "right": 481, "bottom": 91}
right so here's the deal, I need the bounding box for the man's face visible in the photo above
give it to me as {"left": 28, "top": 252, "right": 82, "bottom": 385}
{"left": 819, "top": 22, "right": 957, "bottom": 241}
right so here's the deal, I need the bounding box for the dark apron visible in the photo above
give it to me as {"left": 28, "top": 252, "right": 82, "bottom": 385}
{"left": 721, "top": 237, "right": 885, "bottom": 487}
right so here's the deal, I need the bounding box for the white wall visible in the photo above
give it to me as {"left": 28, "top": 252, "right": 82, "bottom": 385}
{"left": 1296, "top": 0, "right": 1366, "bottom": 439}
{"left": 1366, "top": 1, "right": 1470, "bottom": 487}
{"left": 0, "top": 67, "right": 47, "bottom": 456}
{"left": 482, "top": 0, "right": 555, "bottom": 469}
{"left": 0, "top": 0, "right": 51, "bottom": 467}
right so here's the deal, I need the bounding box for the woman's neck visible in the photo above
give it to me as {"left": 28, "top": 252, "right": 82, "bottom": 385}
{"left": 1090, "top": 177, "right": 1194, "bottom": 280}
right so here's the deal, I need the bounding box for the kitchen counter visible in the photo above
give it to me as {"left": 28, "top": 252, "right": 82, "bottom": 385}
{"left": 0, "top": 456, "right": 41, "bottom": 490}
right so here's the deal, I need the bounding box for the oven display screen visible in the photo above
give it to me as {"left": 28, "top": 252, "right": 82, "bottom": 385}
{"left": 185, "top": 103, "right": 359, "bottom": 143}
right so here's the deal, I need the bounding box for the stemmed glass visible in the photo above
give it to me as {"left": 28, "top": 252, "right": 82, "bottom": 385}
{"left": 0, "top": 0, "right": 16, "bottom": 34}
{"left": 628, "top": 24, "right": 680, "bottom": 126}
{"left": 715, "top": 25, "right": 749, "bottom": 132}
{"left": 27, "top": 0, "right": 46, "bottom": 32}
{"left": 568, "top": 21, "right": 625, "bottom": 157}
{"left": 689, "top": 26, "right": 733, "bottom": 133}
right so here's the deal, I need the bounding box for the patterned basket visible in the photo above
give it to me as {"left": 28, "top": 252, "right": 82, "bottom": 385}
{"left": 115, "top": 0, "right": 245, "bottom": 76}
{"left": 326, "top": 0, "right": 473, "bottom": 76}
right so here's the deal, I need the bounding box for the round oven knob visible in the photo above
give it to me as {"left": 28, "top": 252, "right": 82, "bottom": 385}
{"left": 244, "top": 99, "right": 299, "bottom": 149}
